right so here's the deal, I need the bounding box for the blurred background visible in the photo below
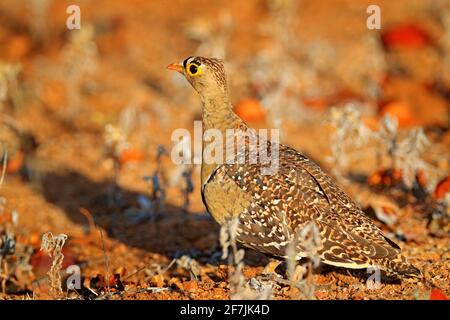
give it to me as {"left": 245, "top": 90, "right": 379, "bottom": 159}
{"left": 0, "top": 0, "right": 448, "bottom": 299}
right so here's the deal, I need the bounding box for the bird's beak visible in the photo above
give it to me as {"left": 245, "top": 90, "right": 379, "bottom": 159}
{"left": 167, "top": 63, "right": 183, "bottom": 73}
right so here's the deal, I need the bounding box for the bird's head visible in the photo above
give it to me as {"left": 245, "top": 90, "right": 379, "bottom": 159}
{"left": 167, "top": 56, "right": 228, "bottom": 99}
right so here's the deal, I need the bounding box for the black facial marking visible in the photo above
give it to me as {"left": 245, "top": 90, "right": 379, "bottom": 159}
{"left": 191, "top": 58, "right": 202, "bottom": 66}
{"left": 183, "top": 56, "right": 193, "bottom": 69}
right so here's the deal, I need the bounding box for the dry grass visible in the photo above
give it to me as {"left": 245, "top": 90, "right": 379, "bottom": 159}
{"left": 40, "top": 232, "right": 68, "bottom": 298}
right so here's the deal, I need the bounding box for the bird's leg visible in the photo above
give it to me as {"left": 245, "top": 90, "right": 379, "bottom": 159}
{"left": 292, "top": 264, "right": 307, "bottom": 282}
{"left": 263, "top": 259, "right": 282, "bottom": 275}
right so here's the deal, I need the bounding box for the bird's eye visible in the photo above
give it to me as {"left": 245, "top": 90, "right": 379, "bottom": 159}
{"left": 187, "top": 63, "right": 201, "bottom": 76}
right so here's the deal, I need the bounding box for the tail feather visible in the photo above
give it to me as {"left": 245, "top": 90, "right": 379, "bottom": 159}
{"left": 385, "top": 255, "right": 422, "bottom": 278}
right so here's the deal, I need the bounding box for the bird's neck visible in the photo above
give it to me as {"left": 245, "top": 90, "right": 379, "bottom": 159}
{"left": 200, "top": 91, "right": 241, "bottom": 132}
{"left": 200, "top": 90, "right": 245, "bottom": 186}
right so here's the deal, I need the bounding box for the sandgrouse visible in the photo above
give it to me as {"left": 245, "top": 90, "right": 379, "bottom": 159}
{"left": 167, "top": 56, "right": 421, "bottom": 278}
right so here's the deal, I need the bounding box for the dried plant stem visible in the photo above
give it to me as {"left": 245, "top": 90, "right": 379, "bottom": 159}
{"left": 0, "top": 142, "right": 7, "bottom": 186}
{"left": 40, "top": 232, "right": 68, "bottom": 298}
{"left": 181, "top": 164, "right": 194, "bottom": 213}
{"left": 284, "top": 222, "right": 321, "bottom": 300}
{"left": 79, "top": 207, "right": 96, "bottom": 237}
{"left": 99, "top": 228, "right": 111, "bottom": 294}
{"left": 220, "top": 218, "right": 272, "bottom": 299}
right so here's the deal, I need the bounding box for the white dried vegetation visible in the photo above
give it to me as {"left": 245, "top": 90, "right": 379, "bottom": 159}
{"left": 40, "top": 232, "right": 68, "bottom": 298}
{"left": 220, "top": 218, "right": 272, "bottom": 300}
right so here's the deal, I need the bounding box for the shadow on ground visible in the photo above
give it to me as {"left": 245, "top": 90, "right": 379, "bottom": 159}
{"left": 38, "top": 167, "right": 269, "bottom": 267}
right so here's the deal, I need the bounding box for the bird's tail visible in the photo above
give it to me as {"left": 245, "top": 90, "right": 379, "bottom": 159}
{"left": 384, "top": 255, "right": 422, "bottom": 278}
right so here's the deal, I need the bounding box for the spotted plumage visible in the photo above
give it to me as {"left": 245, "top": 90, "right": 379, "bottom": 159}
{"left": 167, "top": 56, "right": 421, "bottom": 278}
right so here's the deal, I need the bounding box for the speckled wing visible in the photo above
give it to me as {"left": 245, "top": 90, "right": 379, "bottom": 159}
{"left": 204, "top": 142, "right": 403, "bottom": 269}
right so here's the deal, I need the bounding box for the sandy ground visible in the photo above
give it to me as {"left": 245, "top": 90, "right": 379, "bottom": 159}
{"left": 0, "top": 0, "right": 449, "bottom": 300}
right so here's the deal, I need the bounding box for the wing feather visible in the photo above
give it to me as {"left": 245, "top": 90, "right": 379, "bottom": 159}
{"left": 212, "top": 143, "right": 401, "bottom": 266}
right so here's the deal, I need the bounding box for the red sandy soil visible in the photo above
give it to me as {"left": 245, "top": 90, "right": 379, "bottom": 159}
{"left": 0, "top": 0, "right": 448, "bottom": 300}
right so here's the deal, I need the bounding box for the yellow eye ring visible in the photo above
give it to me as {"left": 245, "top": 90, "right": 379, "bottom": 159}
{"left": 186, "top": 63, "right": 202, "bottom": 77}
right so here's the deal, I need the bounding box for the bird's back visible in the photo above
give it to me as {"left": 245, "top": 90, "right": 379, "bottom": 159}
{"left": 202, "top": 130, "right": 421, "bottom": 277}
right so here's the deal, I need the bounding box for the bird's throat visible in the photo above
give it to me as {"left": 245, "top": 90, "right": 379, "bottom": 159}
{"left": 201, "top": 95, "right": 238, "bottom": 132}
{"left": 200, "top": 93, "right": 244, "bottom": 187}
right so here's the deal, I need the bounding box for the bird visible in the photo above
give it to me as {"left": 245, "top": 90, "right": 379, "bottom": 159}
{"left": 167, "top": 56, "right": 421, "bottom": 278}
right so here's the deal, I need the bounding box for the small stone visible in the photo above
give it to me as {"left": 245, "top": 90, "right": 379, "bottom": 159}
{"left": 183, "top": 280, "right": 198, "bottom": 292}
{"left": 115, "top": 267, "right": 127, "bottom": 278}
{"left": 150, "top": 274, "right": 165, "bottom": 288}
{"left": 168, "top": 277, "right": 183, "bottom": 290}
{"left": 242, "top": 267, "right": 260, "bottom": 278}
